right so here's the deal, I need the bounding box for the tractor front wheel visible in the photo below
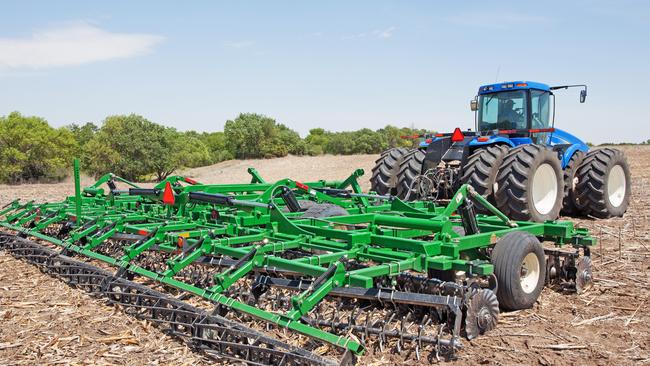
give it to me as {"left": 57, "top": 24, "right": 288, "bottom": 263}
{"left": 491, "top": 232, "right": 546, "bottom": 310}
{"left": 494, "top": 144, "right": 563, "bottom": 222}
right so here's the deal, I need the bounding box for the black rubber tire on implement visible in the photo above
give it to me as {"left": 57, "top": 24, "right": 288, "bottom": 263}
{"left": 395, "top": 149, "right": 426, "bottom": 200}
{"left": 574, "top": 148, "right": 631, "bottom": 218}
{"left": 301, "top": 203, "right": 352, "bottom": 236}
{"left": 491, "top": 232, "right": 546, "bottom": 310}
{"left": 460, "top": 145, "right": 509, "bottom": 211}
{"left": 301, "top": 203, "right": 349, "bottom": 219}
{"left": 282, "top": 200, "right": 317, "bottom": 213}
{"left": 370, "top": 147, "right": 409, "bottom": 195}
{"left": 494, "top": 144, "right": 563, "bottom": 222}
{"left": 560, "top": 150, "right": 585, "bottom": 216}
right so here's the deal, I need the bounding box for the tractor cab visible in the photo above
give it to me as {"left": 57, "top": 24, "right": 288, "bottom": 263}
{"left": 472, "top": 81, "right": 555, "bottom": 142}
{"left": 470, "top": 81, "right": 587, "bottom": 144}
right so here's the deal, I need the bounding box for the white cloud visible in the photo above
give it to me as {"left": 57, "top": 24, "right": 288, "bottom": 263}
{"left": 223, "top": 41, "right": 254, "bottom": 49}
{"left": 447, "top": 12, "right": 548, "bottom": 28}
{"left": 372, "top": 26, "right": 396, "bottom": 39}
{"left": 343, "top": 26, "right": 397, "bottom": 40}
{"left": 0, "top": 22, "right": 164, "bottom": 70}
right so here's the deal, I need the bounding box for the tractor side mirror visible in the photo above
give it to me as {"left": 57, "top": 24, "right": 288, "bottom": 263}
{"left": 580, "top": 89, "right": 587, "bottom": 103}
{"left": 470, "top": 98, "right": 478, "bottom": 111}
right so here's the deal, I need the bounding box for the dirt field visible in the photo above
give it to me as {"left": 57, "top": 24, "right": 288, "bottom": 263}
{"left": 1, "top": 147, "right": 648, "bottom": 365}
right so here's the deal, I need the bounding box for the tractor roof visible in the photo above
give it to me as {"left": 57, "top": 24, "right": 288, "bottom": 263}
{"left": 478, "top": 81, "right": 550, "bottom": 95}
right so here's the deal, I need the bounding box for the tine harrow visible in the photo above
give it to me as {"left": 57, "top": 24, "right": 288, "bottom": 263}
{"left": 0, "top": 160, "right": 596, "bottom": 364}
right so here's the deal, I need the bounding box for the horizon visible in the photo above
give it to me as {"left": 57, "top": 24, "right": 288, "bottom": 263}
{"left": 1, "top": 1, "right": 648, "bottom": 144}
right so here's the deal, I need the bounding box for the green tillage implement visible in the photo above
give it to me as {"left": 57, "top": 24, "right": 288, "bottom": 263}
{"left": 0, "top": 161, "right": 595, "bottom": 365}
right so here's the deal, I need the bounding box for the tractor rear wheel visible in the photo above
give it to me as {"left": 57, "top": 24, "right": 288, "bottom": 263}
{"left": 494, "top": 144, "right": 563, "bottom": 222}
{"left": 370, "top": 147, "right": 409, "bottom": 195}
{"left": 395, "top": 149, "right": 426, "bottom": 200}
{"left": 491, "top": 231, "right": 546, "bottom": 310}
{"left": 460, "top": 145, "right": 509, "bottom": 211}
{"left": 561, "top": 150, "right": 585, "bottom": 216}
{"left": 574, "top": 148, "right": 631, "bottom": 218}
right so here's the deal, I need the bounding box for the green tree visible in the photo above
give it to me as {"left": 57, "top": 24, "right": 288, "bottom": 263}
{"left": 199, "top": 131, "right": 234, "bottom": 163}
{"left": 147, "top": 129, "right": 212, "bottom": 181}
{"left": 67, "top": 122, "right": 98, "bottom": 147}
{"left": 83, "top": 114, "right": 211, "bottom": 181}
{"left": 304, "top": 128, "right": 330, "bottom": 155}
{"left": 224, "top": 113, "right": 304, "bottom": 159}
{"left": 0, "top": 112, "right": 77, "bottom": 183}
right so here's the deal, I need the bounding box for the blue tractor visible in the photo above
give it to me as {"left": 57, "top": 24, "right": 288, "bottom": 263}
{"left": 371, "top": 81, "right": 631, "bottom": 222}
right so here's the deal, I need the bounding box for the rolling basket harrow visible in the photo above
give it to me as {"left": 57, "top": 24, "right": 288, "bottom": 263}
{"left": 0, "top": 160, "right": 595, "bottom": 365}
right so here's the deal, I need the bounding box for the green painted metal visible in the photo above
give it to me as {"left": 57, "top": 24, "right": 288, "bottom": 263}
{"left": 0, "top": 164, "right": 595, "bottom": 356}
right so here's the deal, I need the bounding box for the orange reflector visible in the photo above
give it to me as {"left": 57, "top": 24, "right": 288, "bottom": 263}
{"left": 295, "top": 181, "right": 310, "bottom": 191}
{"left": 70, "top": 216, "right": 77, "bottom": 222}
{"left": 138, "top": 229, "right": 149, "bottom": 235}
{"left": 516, "top": 83, "right": 528, "bottom": 87}
{"left": 435, "top": 133, "right": 445, "bottom": 137}
{"left": 177, "top": 237, "right": 185, "bottom": 248}
{"left": 162, "top": 181, "right": 175, "bottom": 205}
{"left": 477, "top": 136, "right": 489, "bottom": 142}
{"left": 451, "top": 128, "right": 464, "bottom": 142}
{"left": 184, "top": 177, "right": 198, "bottom": 185}
{"left": 498, "top": 129, "right": 517, "bottom": 134}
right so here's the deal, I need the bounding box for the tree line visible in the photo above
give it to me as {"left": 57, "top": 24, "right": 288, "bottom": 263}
{"left": 0, "top": 111, "right": 425, "bottom": 183}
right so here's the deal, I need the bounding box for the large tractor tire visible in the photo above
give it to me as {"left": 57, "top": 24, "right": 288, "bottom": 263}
{"left": 370, "top": 147, "right": 409, "bottom": 195}
{"left": 494, "top": 145, "right": 563, "bottom": 222}
{"left": 460, "top": 145, "right": 509, "bottom": 211}
{"left": 491, "top": 231, "right": 546, "bottom": 310}
{"left": 574, "top": 148, "right": 631, "bottom": 218}
{"left": 395, "top": 149, "right": 426, "bottom": 200}
{"left": 560, "top": 150, "right": 585, "bottom": 216}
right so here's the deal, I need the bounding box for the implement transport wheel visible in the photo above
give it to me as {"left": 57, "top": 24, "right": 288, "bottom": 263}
{"left": 491, "top": 232, "right": 546, "bottom": 310}
{"left": 561, "top": 151, "right": 585, "bottom": 216}
{"left": 370, "top": 147, "right": 409, "bottom": 195}
{"left": 301, "top": 203, "right": 349, "bottom": 219}
{"left": 282, "top": 199, "right": 317, "bottom": 213}
{"left": 395, "top": 149, "right": 426, "bottom": 200}
{"left": 494, "top": 144, "right": 563, "bottom": 222}
{"left": 460, "top": 145, "right": 509, "bottom": 212}
{"left": 574, "top": 148, "right": 631, "bottom": 218}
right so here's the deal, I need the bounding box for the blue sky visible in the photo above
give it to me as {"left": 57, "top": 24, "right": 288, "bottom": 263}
{"left": 0, "top": 1, "right": 648, "bottom": 143}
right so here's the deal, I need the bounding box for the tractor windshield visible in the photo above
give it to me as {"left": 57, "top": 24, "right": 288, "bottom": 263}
{"left": 478, "top": 90, "right": 527, "bottom": 131}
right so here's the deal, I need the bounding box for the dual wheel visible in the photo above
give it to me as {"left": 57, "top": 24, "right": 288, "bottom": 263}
{"left": 371, "top": 145, "right": 631, "bottom": 221}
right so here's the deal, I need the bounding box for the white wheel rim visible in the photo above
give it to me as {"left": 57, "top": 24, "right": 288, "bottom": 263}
{"left": 607, "top": 165, "right": 626, "bottom": 208}
{"left": 520, "top": 252, "right": 540, "bottom": 294}
{"left": 531, "top": 163, "right": 558, "bottom": 215}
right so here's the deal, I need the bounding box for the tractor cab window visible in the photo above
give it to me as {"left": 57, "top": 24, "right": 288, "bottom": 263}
{"left": 530, "top": 90, "right": 551, "bottom": 128}
{"left": 478, "top": 90, "right": 527, "bottom": 132}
